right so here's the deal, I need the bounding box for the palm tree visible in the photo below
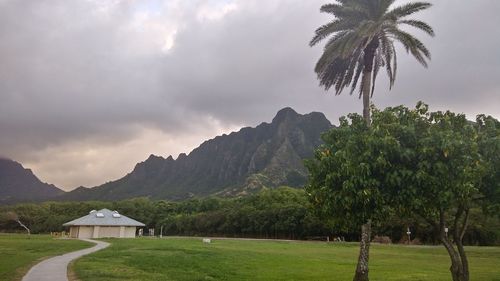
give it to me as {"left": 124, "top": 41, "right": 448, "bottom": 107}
{"left": 310, "top": 2, "right": 434, "bottom": 280}
{"left": 310, "top": 0, "right": 434, "bottom": 126}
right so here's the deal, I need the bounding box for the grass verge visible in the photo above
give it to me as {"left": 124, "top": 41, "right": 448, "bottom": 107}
{"left": 73, "top": 237, "right": 500, "bottom": 281}
{"left": 0, "top": 233, "right": 91, "bottom": 281}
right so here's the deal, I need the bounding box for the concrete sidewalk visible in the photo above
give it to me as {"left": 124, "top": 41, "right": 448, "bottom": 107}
{"left": 22, "top": 239, "right": 109, "bottom": 281}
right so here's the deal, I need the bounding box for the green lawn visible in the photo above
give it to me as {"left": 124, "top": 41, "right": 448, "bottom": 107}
{"left": 0, "top": 234, "right": 92, "bottom": 281}
{"left": 73, "top": 237, "right": 500, "bottom": 281}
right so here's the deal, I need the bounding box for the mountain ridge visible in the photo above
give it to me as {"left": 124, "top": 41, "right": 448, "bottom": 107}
{"left": 0, "top": 107, "right": 333, "bottom": 203}
{"left": 0, "top": 158, "right": 64, "bottom": 204}
{"left": 60, "top": 107, "right": 332, "bottom": 201}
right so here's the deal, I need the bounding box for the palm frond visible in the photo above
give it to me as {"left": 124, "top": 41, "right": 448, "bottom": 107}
{"left": 398, "top": 19, "right": 435, "bottom": 36}
{"left": 320, "top": 2, "right": 370, "bottom": 21}
{"left": 371, "top": 48, "right": 384, "bottom": 97}
{"left": 387, "top": 28, "right": 430, "bottom": 67}
{"left": 338, "top": 47, "right": 364, "bottom": 94}
{"left": 315, "top": 45, "right": 364, "bottom": 95}
{"left": 310, "top": 20, "right": 351, "bottom": 46}
{"left": 379, "top": 0, "right": 397, "bottom": 15}
{"left": 385, "top": 2, "right": 432, "bottom": 20}
{"left": 350, "top": 57, "right": 364, "bottom": 95}
{"left": 320, "top": 3, "right": 343, "bottom": 14}
{"left": 315, "top": 33, "right": 354, "bottom": 71}
{"left": 380, "top": 34, "right": 396, "bottom": 89}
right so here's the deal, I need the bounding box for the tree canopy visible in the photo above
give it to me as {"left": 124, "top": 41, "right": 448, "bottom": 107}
{"left": 306, "top": 102, "right": 499, "bottom": 281}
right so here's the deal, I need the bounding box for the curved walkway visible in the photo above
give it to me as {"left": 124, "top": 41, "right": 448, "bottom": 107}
{"left": 22, "top": 239, "right": 109, "bottom": 281}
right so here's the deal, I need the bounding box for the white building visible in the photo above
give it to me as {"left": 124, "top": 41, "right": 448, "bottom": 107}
{"left": 63, "top": 208, "right": 145, "bottom": 238}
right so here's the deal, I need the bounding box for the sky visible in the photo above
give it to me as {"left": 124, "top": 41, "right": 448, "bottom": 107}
{"left": 0, "top": 0, "right": 499, "bottom": 191}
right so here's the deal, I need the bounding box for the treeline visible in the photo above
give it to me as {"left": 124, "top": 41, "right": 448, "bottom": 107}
{"left": 1, "top": 187, "right": 499, "bottom": 245}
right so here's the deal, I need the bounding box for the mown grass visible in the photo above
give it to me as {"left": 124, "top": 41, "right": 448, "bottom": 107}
{"left": 73, "top": 237, "right": 500, "bottom": 281}
{"left": 0, "top": 233, "right": 91, "bottom": 281}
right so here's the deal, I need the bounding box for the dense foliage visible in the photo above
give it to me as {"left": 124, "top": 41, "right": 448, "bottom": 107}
{"left": 0, "top": 188, "right": 329, "bottom": 240}
{"left": 1, "top": 187, "right": 499, "bottom": 245}
{"left": 306, "top": 103, "right": 500, "bottom": 281}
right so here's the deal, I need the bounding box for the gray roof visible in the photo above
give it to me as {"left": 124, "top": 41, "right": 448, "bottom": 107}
{"left": 63, "top": 208, "right": 145, "bottom": 227}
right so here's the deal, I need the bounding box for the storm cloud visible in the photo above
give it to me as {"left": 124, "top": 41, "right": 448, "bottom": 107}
{"left": 0, "top": 0, "right": 499, "bottom": 190}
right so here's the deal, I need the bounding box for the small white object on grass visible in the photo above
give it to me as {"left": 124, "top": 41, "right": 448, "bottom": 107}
{"left": 202, "top": 238, "right": 211, "bottom": 243}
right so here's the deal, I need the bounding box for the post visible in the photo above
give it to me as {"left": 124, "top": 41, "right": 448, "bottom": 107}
{"left": 160, "top": 225, "right": 163, "bottom": 238}
{"left": 406, "top": 227, "right": 411, "bottom": 245}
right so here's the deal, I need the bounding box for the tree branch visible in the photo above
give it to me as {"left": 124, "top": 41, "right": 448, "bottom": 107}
{"left": 459, "top": 208, "right": 470, "bottom": 241}
{"left": 453, "top": 206, "right": 464, "bottom": 243}
{"left": 15, "top": 220, "right": 30, "bottom": 235}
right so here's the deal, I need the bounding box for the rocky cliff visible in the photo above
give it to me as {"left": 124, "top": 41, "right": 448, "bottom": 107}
{"left": 61, "top": 107, "right": 333, "bottom": 201}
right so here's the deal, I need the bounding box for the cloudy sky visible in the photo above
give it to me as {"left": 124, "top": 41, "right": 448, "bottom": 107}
{"left": 1, "top": 0, "right": 499, "bottom": 191}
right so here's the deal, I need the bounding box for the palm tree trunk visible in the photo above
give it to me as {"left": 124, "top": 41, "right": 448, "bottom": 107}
{"left": 353, "top": 220, "right": 371, "bottom": 281}
{"left": 361, "top": 69, "right": 372, "bottom": 126}
{"left": 361, "top": 38, "right": 379, "bottom": 126}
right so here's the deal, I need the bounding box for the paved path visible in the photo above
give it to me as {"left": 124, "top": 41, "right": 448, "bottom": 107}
{"left": 22, "top": 239, "right": 109, "bottom": 281}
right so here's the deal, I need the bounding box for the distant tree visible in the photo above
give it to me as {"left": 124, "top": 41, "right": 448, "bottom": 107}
{"left": 310, "top": 0, "right": 434, "bottom": 125}
{"left": 306, "top": 103, "right": 499, "bottom": 281}
{"left": 4, "top": 211, "right": 30, "bottom": 235}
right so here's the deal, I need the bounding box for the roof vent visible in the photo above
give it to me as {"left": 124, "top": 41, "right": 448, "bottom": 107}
{"left": 112, "top": 213, "right": 121, "bottom": 218}
{"left": 96, "top": 212, "right": 104, "bottom": 218}
{"left": 89, "top": 210, "right": 97, "bottom": 214}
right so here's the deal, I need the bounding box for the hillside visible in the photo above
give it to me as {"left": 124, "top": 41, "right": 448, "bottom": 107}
{"left": 61, "top": 107, "right": 332, "bottom": 201}
{"left": 0, "top": 158, "right": 64, "bottom": 204}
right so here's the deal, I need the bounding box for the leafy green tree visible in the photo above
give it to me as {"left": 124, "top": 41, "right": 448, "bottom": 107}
{"left": 310, "top": 0, "right": 434, "bottom": 124}
{"left": 306, "top": 103, "right": 499, "bottom": 281}
{"left": 306, "top": 108, "right": 398, "bottom": 281}
{"left": 382, "top": 104, "right": 484, "bottom": 281}
{"left": 406, "top": 109, "right": 498, "bottom": 281}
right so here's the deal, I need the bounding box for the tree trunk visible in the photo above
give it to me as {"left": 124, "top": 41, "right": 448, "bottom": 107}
{"left": 439, "top": 208, "right": 470, "bottom": 281}
{"left": 361, "top": 70, "right": 371, "bottom": 126}
{"left": 441, "top": 233, "right": 463, "bottom": 281}
{"left": 353, "top": 221, "right": 371, "bottom": 281}
{"left": 454, "top": 208, "right": 470, "bottom": 281}
{"left": 455, "top": 240, "right": 469, "bottom": 281}
{"left": 361, "top": 38, "right": 379, "bottom": 126}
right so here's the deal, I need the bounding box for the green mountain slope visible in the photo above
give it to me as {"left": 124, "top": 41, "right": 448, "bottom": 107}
{"left": 61, "top": 107, "right": 332, "bottom": 201}
{"left": 0, "top": 158, "right": 64, "bottom": 204}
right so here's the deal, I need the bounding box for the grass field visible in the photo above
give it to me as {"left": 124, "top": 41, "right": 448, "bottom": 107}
{"left": 73, "top": 237, "right": 500, "bottom": 281}
{"left": 0, "top": 234, "right": 91, "bottom": 281}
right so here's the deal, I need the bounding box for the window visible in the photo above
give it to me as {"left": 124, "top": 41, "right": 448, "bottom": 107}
{"left": 96, "top": 212, "right": 104, "bottom": 218}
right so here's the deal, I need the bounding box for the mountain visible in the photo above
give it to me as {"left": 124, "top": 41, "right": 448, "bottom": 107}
{"left": 61, "top": 107, "right": 333, "bottom": 201}
{"left": 0, "top": 158, "right": 64, "bottom": 204}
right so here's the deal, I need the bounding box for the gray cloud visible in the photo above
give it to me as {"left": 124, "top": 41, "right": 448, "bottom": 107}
{"left": 0, "top": 0, "right": 499, "bottom": 189}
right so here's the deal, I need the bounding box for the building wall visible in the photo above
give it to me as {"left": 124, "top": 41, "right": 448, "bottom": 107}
{"left": 69, "top": 226, "right": 78, "bottom": 238}
{"left": 123, "top": 227, "right": 137, "bottom": 238}
{"left": 98, "top": 226, "right": 121, "bottom": 238}
{"left": 78, "top": 226, "right": 94, "bottom": 238}
{"left": 69, "top": 225, "right": 138, "bottom": 238}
